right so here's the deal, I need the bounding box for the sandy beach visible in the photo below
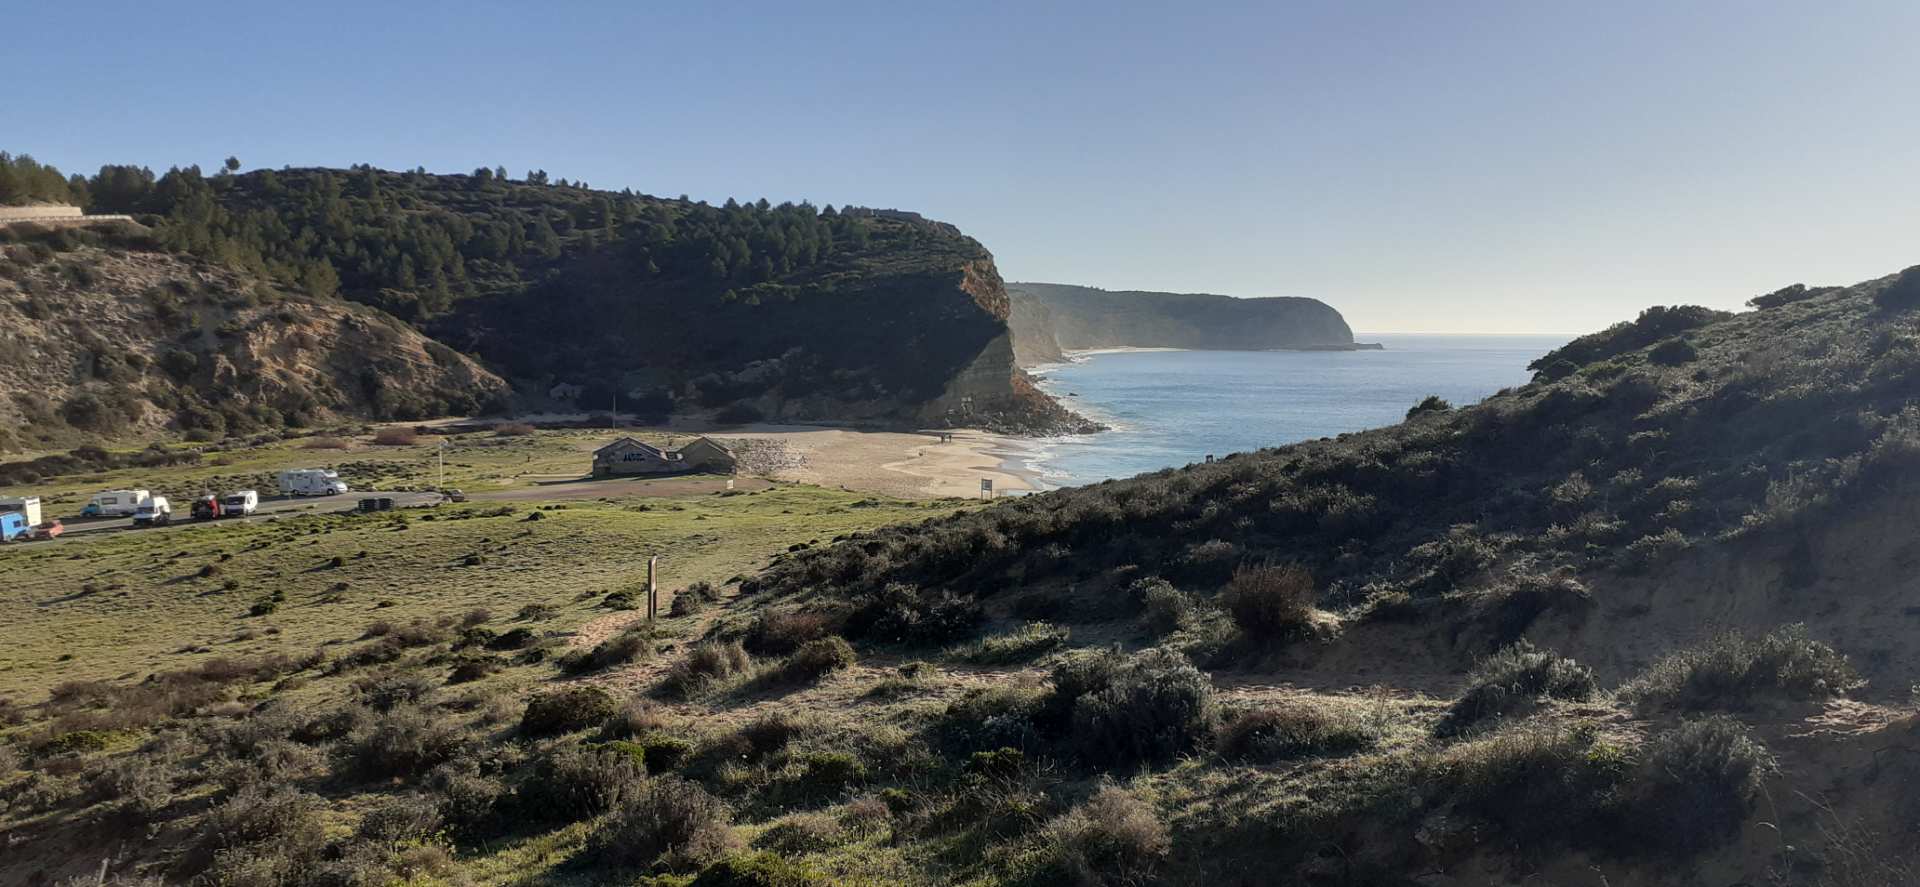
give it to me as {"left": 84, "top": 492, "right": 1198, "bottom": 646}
{"left": 721, "top": 425, "right": 1037, "bottom": 499}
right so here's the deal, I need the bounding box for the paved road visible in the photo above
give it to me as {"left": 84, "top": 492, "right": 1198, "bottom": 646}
{"left": 15, "top": 491, "right": 446, "bottom": 545}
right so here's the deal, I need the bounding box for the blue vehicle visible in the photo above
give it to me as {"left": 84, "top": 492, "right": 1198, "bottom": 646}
{"left": 0, "top": 511, "right": 28, "bottom": 542}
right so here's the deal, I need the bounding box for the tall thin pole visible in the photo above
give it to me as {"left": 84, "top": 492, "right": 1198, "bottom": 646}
{"left": 647, "top": 556, "right": 658, "bottom": 621}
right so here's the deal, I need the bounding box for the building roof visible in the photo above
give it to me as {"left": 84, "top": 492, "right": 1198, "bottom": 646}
{"left": 680, "top": 436, "right": 736, "bottom": 456}
{"left": 594, "top": 437, "right": 668, "bottom": 458}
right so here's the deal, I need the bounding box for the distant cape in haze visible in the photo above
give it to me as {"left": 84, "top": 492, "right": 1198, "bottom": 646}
{"left": 1006, "top": 281, "right": 1364, "bottom": 366}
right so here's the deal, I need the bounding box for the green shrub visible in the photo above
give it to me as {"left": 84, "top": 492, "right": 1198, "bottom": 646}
{"left": 1437, "top": 641, "right": 1596, "bottom": 735}
{"left": 745, "top": 610, "right": 830, "bottom": 655}
{"left": 797, "top": 750, "right": 867, "bottom": 795}
{"left": 692, "top": 851, "right": 828, "bottom": 887}
{"left": 518, "top": 743, "right": 648, "bottom": 820}
{"left": 736, "top": 712, "right": 812, "bottom": 758}
{"left": 941, "top": 686, "right": 1046, "bottom": 754}
{"left": 559, "top": 625, "right": 654, "bottom": 675}
{"left": 488, "top": 627, "right": 536, "bottom": 650}
{"left": 356, "top": 793, "right": 443, "bottom": 844}
{"left": 1039, "top": 784, "right": 1169, "bottom": 886}
{"left": 1873, "top": 265, "right": 1920, "bottom": 311}
{"left": 1439, "top": 722, "right": 1630, "bottom": 851}
{"left": 41, "top": 729, "right": 117, "bottom": 755}
{"left": 851, "top": 582, "right": 982, "bottom": 646}
{"left": 520, "top": 685, "right": 619, "bottom": 736}
{"left": 194, "top": 785, "right": 327, "bottom": 869}
{"left": 965, "top": 746, "right": 1028, "bottom": 780}
{"left": 1219, "top": 563, "right": 1318, "bottom": 640}
{"left": 591, "top": 777, "right": 737, "bottom": 870}
{"left": 660, "top": 640, "right": 753, "bottom": 698}
{"left": 426, "top": 764, "right": 505, "bottom": 834}
{"left": 956, "top": 622, "right": 1068, "bottom": 664}
{"left": 350, "top": 708, "right": 470, "bottom": 778}
{"left": 1132, "top": 578, "right": 1191, "bottom": 635}
{"left": 670, "top": 580, "right": 720, "bottom": 617}
{"left": 784, "top": 637, "right": 855, "bottom": 680}
{"left": 1625, "top": 716, "right": 1775, "bottom": 855}
{"left": 1216, "top": 702, "right": 1382, "bottom": 762}
{"left": 1625, "top": 624, "right": 1859, "bottom": 710}
{"left": 1648, "top": 337, "right": 1699, "bottom": 366}
{"left": 354, "top": 672, "right": 436, "bottom": 711}
{"left": 1406, "top": 395, "right": 1453, "bottom": 419}
{"left": 753, "top": 812, "right": 847, "bottom": 854}
{"left": 634, "top": 731, "right": 695, "bottom": 771}
{"left": 1069, "top": 648, "right": 1215, "bottom": 765}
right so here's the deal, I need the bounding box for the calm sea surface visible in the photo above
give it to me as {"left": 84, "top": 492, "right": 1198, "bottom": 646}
{"left": 1017, "top": 334, "right": 1569, "bottom": 487}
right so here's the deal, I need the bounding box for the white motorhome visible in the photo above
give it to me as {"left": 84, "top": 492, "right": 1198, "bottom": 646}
{"left": 0, "top": 496, "right": 42, "bottom": 527}
{"left": 83, "top": 489, "right": 150, "bottom": 517}
{"left": 221, "top": 490, "right": 260, "bottom": 516}
{"left": 278, "top": 469, "right": 348, "bottom": 497}
{"left": 132, "top": 497, "right": 172, "bottom": 526}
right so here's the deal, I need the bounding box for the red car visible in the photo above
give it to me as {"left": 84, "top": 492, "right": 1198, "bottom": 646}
{"left": 29, "top": 521, "right": 63, "bottom": 540}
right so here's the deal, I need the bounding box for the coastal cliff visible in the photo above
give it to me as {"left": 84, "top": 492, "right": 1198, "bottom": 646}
{"left": 0, "top": 158, "right": 1094, "bottom": 444}
{"left": 1007, "top": 281, "right": 1359, "bottom": 365}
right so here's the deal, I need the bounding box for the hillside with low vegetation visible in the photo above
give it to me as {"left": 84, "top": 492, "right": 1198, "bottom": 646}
{"left": 0, "top": 228, "right": 507, "bottom": 453}
{"left": 0, "top": 151, "right": 1088, "bottom": 444}
{"left": 5, "top": 240, "right": 1920, "bottom": 883}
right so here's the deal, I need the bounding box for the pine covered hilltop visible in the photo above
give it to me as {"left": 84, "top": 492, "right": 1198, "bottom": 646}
{"left": 1007, "top": 280, "right": 1362, "bottom": 366}
{"left": 0, "top": 154, "right": 1091, "bottom": 450}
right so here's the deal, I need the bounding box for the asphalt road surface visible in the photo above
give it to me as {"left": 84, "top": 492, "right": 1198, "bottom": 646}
{"left": 17, "top": 491, "right": 446, "bottom": 545}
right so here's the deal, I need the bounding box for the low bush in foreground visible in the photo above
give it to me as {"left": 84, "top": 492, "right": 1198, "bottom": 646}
{"left": 348, "top": 707, "right": 470, "bottom": 778}
{"left": 1219, "top": 563, "right": 1319, "bottom": 641}
{"left": 591, "top": 777, "right": 737, "bottom": 870}
{"left": 518, "top": 744, "right": 648, "bottom": 820}
{"left": 1066, "top": 648, "right": 1216, "bottom": 765}
{"left": 660, "top": 641, "right": 753, "bottom": 698}
{"left": 1437, "top": 641, "right": 1597, "bottom": 735}
{"left": 955, "top": 622, "right": 1069, "bottom": 664}
{"left": 745, "top": 610, "right": 831, "bottom": 655}
{"left": 1217, "top": 701, "right": 1383, "bottom": 762}
{"left": 1038, "top": 784, "right": 1170, "bottom": 886}
{"left": 521, "top": 686, "right": 618, "bottom": 736}
{"left": 1626, "top": 715, "right": 1776, "bottom": 855}
{"left": 783, "top": 637, "right": 855, "bottom": 681}
{"left": 1625, "top": 624, "right": 1859, "bottom": 710}
{"left": 692, "top": 851, "right": 828, "bottom": 887}
{"left": 559, "top": 625, "right": 655, "bottom": 675}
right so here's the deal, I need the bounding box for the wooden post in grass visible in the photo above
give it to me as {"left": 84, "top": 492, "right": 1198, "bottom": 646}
{"left": 647, "top": 556, "right": 658, "bottom": 620}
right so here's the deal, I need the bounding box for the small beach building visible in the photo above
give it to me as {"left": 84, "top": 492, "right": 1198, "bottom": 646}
{"left": 592, "top": 437, "right": 681, "bottom": 477}
{"left": 677, "top": 436, "right": 739, "bottom": 474}
{"left": 590, "top": 436, "right": 739, "bottom": 477}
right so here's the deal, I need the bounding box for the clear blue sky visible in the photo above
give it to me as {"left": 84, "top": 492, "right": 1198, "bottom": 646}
{"left": 12, "top": 1, "right": 1920, "bottom": 333}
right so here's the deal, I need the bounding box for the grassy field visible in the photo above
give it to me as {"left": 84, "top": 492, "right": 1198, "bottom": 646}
{"left": 0, "top": 477, "right": 949, "bottom": 699}
{"left": 0, "top": 426, "right": 715, "bottom": 516}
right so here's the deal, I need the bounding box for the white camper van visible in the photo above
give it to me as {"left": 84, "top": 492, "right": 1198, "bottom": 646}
{"left": 0, "top": 496, "right": 42, "bottom": 527}
{"left": 278, "top": 469, "right": 348, "bottom": 497}
{"left": 83, "top": 489, "right": 150, "bottom": 518}
{"left": 221, "top": 490, "right": 260, "bottom": 516}
{"left": 132, "top": 497, "right": 172, "bottom": 526}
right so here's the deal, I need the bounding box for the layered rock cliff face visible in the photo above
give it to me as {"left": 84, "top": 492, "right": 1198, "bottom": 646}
{"left": 921, "top": 261, "right": 1095, "bottom": 432}
{"left": 0, "top": 243, "right": 506, "bottom": 452}
{"left": 1007, "top": 281, "right": 1357, "bottom": 364}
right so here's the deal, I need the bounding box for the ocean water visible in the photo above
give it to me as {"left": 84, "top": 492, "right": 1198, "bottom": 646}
{"left": 1019, "top": 334, "right": 1569, "bottom": 487}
